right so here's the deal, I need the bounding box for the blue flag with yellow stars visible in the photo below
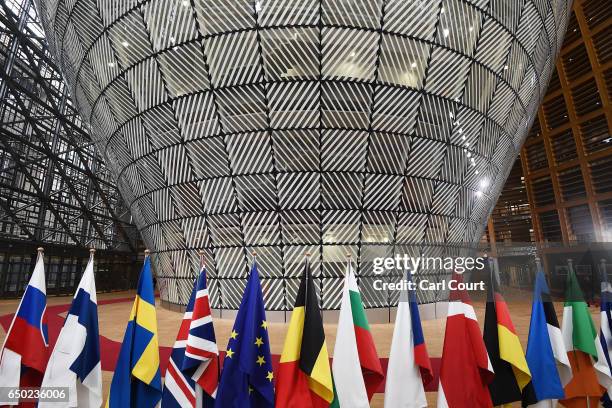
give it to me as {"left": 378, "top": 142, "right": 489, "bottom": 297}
{"left": 106, "top": 255, "right": 162, "bottom": 408}
{"left": 215, "top": 261, "right": 274, "bottom": 407}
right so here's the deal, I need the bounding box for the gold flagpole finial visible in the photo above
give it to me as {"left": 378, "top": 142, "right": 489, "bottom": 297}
{"left": 144, "top": 249, "right": 151, "bottom": 257}
{"left": 89, "top": 248, "right": 96, "bottom": 256}
{"left": 37, "top": 247, "right": 44, "bottom": 254}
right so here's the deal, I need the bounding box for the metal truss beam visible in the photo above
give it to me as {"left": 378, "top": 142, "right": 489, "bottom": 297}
{"left": 0, "top": 0, "right": 138, "bottom": 252}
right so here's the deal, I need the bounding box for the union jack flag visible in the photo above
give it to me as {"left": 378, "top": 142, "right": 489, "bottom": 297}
{"left": 162, "top": 266, "right": 219, "bottom": 408}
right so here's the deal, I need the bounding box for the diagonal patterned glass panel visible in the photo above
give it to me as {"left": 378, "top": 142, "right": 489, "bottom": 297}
{"left": 34, "top": 0, "right": 571, "bottom": 309}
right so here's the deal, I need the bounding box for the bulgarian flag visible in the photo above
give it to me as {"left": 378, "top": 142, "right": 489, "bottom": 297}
{"left": 561, "top": 266, "right": 612, "bottom": 407}
{"left": 331, "top": 263, "right": 384, "bottom": 407}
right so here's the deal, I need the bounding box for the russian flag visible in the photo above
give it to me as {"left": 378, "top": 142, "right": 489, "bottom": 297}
{"left": 384, "top": 271, "right": 433, "bottom": 408}
{"left": 0, "top": 249, "right": 49, "bottom": 401}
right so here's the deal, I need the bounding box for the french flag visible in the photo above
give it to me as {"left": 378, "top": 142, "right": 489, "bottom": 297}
{"left": 162, "top": 265, "right": 219, "bottom": 408}
{"left": 384, "top": 271, "right": 433, "bottom": 408}
{"left": 0, "top": 249, "right": 49, "bottom": 401}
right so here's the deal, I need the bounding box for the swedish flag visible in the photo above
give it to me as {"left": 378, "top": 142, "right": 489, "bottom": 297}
{"left": 106, "top": 254, "right": 162, "bottom": 407}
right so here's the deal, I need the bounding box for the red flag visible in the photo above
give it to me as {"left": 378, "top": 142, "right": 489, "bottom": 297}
{"left": 437, "top": 273, "right": 494, "bottom": 407}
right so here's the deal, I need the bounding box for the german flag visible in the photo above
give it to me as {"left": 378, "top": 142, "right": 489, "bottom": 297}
{"left": 275, "top": 260, "right": 334, "bottom": 408}
{"left": 483, "top": 260, "right": 531, "bottom": 405}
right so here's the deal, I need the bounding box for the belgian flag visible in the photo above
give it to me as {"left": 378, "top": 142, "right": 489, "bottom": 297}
{"left": 275, "top": 259, "right": 334, "bottom": 408}
{"left": 483, "top": 259, "right": 531, "bottom": 405}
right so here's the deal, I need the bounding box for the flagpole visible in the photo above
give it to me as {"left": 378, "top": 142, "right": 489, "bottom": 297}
{"left": 535, "top": 256, "right": 543, "bottom": 300}
{"left": 36, "top": 246, "right": 44, "bottom": 276}
{"left": 568, "top": 258, "right": 589, "bottom": 408}
{"left": 346, "top": 252, "right": 352, "bottom": 295}
{"left": 487, "top": 256, "right": 496, "bottom": 304}
{"left": 195, "top": 250, "right": 205, "bottom": 408}
{"left": 535, "top": 256, "right": 542, "bottom": 274}
{"left": 199, "top": 249, "right": 205, "bottom": 269}
{"left": 247, "top": 251, "right": 256, "bottom": 293}
{"left": 346, "top": 252, "right": 352, "bottom": 276}
{"left": 145, "top": 248, "right": 152, "bottom": 297}
{"left": 488, "top": 256, "right": 494, "bottom": 290}
{"left": 305, "top": 251, "right": 310, "bottom": 313}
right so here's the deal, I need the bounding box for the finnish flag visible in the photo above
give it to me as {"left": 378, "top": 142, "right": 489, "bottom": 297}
{"left": 40, "top": 251, "right": 102, "bottom": 407}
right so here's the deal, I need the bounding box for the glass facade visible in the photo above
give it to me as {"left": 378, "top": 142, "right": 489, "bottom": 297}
{"left": 0, "top": 0, "right": 140, "bottom": 296}
{"left": 35, "top": 0, "right": 570, "bottom": 309}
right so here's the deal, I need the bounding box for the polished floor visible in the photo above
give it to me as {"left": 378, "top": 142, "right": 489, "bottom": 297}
{"left": 0, "top": 289, "right": 600, "bottom": 407}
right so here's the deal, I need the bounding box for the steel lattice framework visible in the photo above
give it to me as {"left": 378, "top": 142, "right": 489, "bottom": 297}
{"left": 35, "top": 0, "right": 570, "bottom": 309}
{"left": 0, "top": 0, "right": 137, "bottom": 252}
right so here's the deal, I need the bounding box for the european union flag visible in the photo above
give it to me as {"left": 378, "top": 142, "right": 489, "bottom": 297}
{"left": 106, "top": 255, "right": 162, "bottom": 408}
{"left": 215, "top": 261, "right": 274, "bottom": 408}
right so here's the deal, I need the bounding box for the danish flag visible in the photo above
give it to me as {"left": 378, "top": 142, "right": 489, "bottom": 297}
{"left": 162, "top": 266, "right": 219, "bottom": 408}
